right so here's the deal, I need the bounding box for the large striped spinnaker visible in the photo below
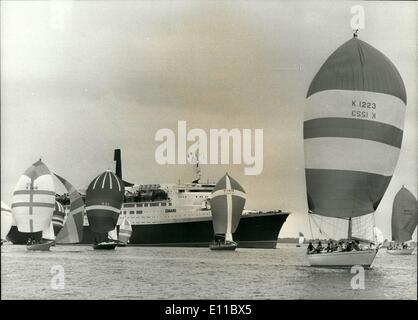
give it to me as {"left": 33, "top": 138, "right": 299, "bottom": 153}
{"left": 11, "top": 160, "right": 56, "bottom": 233}
{"left": 85, "top": 170, "right": 124, "bottom": 234}
{"left": 1, "top": 201, "right": 13, "bottom": 240}
{"left": 391, "top": 187, "right": 417, "bottom": 242}
{"left": 55, "top": 174, "right": 85, "bottom": 244}
{"left": 210, "top": 174, "right": 246, "bottom": 242}
{"left": 304, "top": 36, "right": 407, "bottom": 218}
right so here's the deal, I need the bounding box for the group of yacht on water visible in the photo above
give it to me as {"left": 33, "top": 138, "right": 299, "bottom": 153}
{"left": 2, "top": 32, "right": 417, "bottom": 269}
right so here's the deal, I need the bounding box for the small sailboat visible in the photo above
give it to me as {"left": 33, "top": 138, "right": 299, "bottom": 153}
{"left": 303, "top": 32, "right": 407, "bottom": 267}
{"left": 11, "top": 160, "right": 56, "bottom": 251}
{"left": 54, "top": 174, "right": 85, "bottom": 244}
{"left": 209, "top": 173, "right": 246, "bottom": 251}
{"left": 296, "top": 232, "right": 304, "bottom": 247}
{"left": 1, "top": 201, "right": 13, "bottom": 245}
{"left": 387, "top": 186, "right": 417, "bottom": 255}
{"left": 118, "top": 217, "right": 132, "bottom": 246}
{"left": 86, "top": 170, "right": 124, "bottom": 250}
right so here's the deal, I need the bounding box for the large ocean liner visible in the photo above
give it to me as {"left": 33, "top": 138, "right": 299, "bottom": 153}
{"left": 7, "top": 150, "right": 289, "bottom": 248}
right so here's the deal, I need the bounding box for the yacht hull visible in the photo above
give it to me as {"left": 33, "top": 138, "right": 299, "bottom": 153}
{"left": 307, "top": 249, "right": 378, "bottom": 268}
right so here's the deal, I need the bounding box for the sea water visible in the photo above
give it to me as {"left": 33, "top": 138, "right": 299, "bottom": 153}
{"left": 1, "top": 244, "right": 416, "bottom": 299}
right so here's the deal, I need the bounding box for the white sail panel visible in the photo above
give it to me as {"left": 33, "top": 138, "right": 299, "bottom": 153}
{"left": 305, "top": 90, "right": 406, "bottom": 130}
{"left": 42, "top": 222, "right": 55, "bottom": 241}
{"left": 304, "top": 138, "right": 400, "bottom": 176}
{"left": 1, "top": 201, "right": 13, "bottom": 240}
{"left": 108, "top": 228, "right": 118, "bottom": 241}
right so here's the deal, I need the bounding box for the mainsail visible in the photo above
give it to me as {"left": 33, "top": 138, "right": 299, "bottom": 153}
{"left": 1, "top": 201, "right": 13, "bottom": 241}
{"left": 391, "top": 187, "right": 417, "bottom": 243}
{"left": 11, "top": 160, "right": 56, "bottom": 233}
{"left": 85, "top": 170, "right": 124, "bottom": 234}
{"left": 304, "top": 36, "right": 406, "bottom": 225}
{"left": 55, "top": 174, "right": 85, "bottom": 244}
{"left": 118, "top": 217, "right": 132, "bottom": 244}
{"left": 210, "top": 174, "right": 246, "bottom": 242}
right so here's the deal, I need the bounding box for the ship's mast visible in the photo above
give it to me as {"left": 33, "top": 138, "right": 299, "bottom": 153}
{"left": 348, "top": 217, "right": 352, "bottom": 240}
{"left": 192, "top": 148, "right": 201, "bottom": 184}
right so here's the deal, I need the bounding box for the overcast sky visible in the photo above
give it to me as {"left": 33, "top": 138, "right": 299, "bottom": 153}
{"left": 1, "top": 1, "right": 417, "bottom": 239}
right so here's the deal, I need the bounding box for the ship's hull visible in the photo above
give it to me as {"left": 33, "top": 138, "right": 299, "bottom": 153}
{"left": 7, "top": 212, "right": 288, "bottom": 249}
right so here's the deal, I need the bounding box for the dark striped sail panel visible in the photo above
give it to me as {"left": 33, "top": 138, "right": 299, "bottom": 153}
{"left": 307, "top": 38, "right": 406, "bottom": 104}
{"left": 1, "top": 201, "right": 13, "bottom": 240}
{"left": 85, "top": 170, "right": 124, "bottom": 234}
{"left": 391, "top": 187, "right": 418, "bottom": 242}
{"left": 55, "top": 174, "right": 85, "bottom": 244}
{"left": 210, "top": 174, "right": 246, "bottom": 241}
{"left": 11, "top": 160, "right": 56, "bottom": 233}
{"left": 304, "top": 36, "right": 407, "bottom": 219}
{"left": 304, "top": 118, "right": 403, "bottom": 148}
{"left": 306, "top": 169, "right": 392, "bottom": 217}
{"left": 52, "top": 201, "right": 66, "bottom": 235}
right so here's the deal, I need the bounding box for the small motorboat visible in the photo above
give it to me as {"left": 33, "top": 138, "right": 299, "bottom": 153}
{"left": 209, "top": 240, "right": 237, "bottom": 251}
{"left": 306, "top": 249, "right": 378, "bottom": 268}
{"left": 387, "top": 248, "right": 415, "bottom": 255}
{"left": 93, "top": 242, "right": 118, "bottom": 250}
{"left": 27, "top": 241, "right": 53, "bottom": 251}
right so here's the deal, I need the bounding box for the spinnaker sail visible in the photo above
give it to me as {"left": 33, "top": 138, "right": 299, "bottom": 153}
{"left": 304, "top": 36, "right": 407, "bottom": 218}
{"left": 85, "top": 170, "right": 124, "bottom": 234}
{"left": 55, "top": 174, "right": 85, "bottom": 244}
{"left": 11, "top": 160, "right": 56, "bottom": 233}
{"left": 391, "top": 187, "right": 417, "bottom": 243}
{"left": 210, "top": 174, "right": 246, "bottom": 242}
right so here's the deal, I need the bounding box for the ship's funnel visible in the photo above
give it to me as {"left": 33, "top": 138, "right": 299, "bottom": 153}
{"left": 114, "top": 149, "right": 122, "bottom": 179}
{"left": 114, "top": 149, "right": 134, "bottom": 187}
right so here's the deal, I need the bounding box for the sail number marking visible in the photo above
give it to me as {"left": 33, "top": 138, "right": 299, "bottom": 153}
{"left": 351, "top": 100, "right": 377, "bottom": 119}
